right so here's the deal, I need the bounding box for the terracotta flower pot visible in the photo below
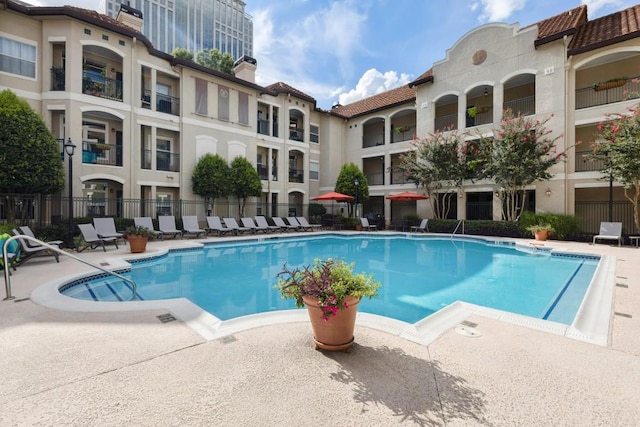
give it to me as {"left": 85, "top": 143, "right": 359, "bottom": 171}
{"left": 302, "top": 295, "right": 360, "bottom": 352}
{"left": 128, "top": 235, "right": 148, "bottom": 253}
{"left": 534, "top": 230, "right": 549, "bottom": 241}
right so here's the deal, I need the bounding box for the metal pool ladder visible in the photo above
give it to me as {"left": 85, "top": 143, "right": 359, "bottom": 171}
{"left": 451, "top": 219, "right": 465, "bottom": 237}
{"left": 2, "top": 235, "right": 137, "bottom": 301}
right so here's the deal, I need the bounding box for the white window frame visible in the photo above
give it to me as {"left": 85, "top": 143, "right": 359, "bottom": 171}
{"left": 0, "top": 33, "right": 37, "bottom": 80}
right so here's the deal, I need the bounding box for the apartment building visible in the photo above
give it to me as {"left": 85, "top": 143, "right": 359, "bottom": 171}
{"left": 1, "top": 1, "right": 638, "bottom": 232}
{"left": 103, "top": 0, "right": 253, "bottom": 59}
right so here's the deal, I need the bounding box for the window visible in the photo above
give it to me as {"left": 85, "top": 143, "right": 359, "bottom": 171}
{"left": 309, "top": 162, "right": 319, "bottom": 180}
{"left": 0, "top": 36, "right": 36, "bottom": 78}
{"left": 156, "top": 83, "right": 172, "bottom": 113}
{"left": 238, "top": 91, "right": 249, "bottom": 125}
{"left": 156, "top": 139, "right": 172, "bottom": 171}
{"left": 310, "top": 125, "right": 319, "bottom": 143}
{"left": 218, "top": 84, "right": 229, "bottom": 121}
{"left": 195, "top": 78, "right": 207, "bottom": 115}
{"left": 156, "top": 194, "right": 172, "bottom": 216}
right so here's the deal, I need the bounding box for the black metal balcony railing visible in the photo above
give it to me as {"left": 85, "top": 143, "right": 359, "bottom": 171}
{"left": 466, "top": 107, "right": 493, "bottom": 128}
{"left": 391, "top": 125, "right": 416, "bottom": 143}
{"left": 575, "top": 150, "right": 607, "bottom": 172}
{"left": 141, "top": 149, "right": 152, "bottom": 169}
{"left": 288, "top": 168, "right": 304, "bottom": 183}
{"left": 82, "top": 141, "right": 123, "bottom": 167}
{"left": 391, "top": 170, "right": 410, "bottom": 185}
{"left": 273, "top": 121, "right": 279, "bottom": 138}
{"left": 82, "top": 71, "right": 123, "bottom": 101}
{"left": 157, "top": 93, "right": 180, "bottom": 115}
{"left": 576, "top": 76, "right": 640, "bottom": 109}
{"left": 50, "top": 67, "right": 65, "bottom": 91}
{"left": 503, "top": 96, "right": 535, "bottom": 116}
{"left": 258, "top": 119, "right": 269, "bottom": 135}
{"left": 142, "top": 88, "right": 152, "bottom": 109}
{"left": 272, "top": 166, "right": 278, "bottom": 181}
{"left": 363, "top": 131, "right": 384, "bottom": 148}
{"left": 365, "top": 172, "right": 384, "bottom": 186}
{"left": 434, "top": 113, "right": 457, "bottom": 132}
{"left": 157, "top": 152, "right": 180, "bottom": 172}
{"left": 257, "top": 164, "right": 268, "bottom": 180}
{"left": 289, "top": 129, "right": 304, "bottom": 142}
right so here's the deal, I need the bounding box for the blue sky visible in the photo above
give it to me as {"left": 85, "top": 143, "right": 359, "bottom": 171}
{"left": 32, "top": 0, "right": 639, "bottom": 109}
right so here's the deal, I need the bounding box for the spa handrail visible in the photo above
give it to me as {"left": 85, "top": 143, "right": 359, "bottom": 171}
{"left": 452, "top": 219, "right": 464, "bottom": 237}
{"left": 3, "top": 235, "right": 137, "bottom": 301}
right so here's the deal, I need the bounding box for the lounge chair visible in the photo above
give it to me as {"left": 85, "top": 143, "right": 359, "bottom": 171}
{"left": 410, "top": 219, "right": 429, "bottom": 233}
{"left": 158, "top": 216, "right": 183, "bottom": 239}
{"left": 241, "top": 217, "right": 269, "bottom": 234}
{"left": 360, "top": 217, "right": 377, "bottom": 231}
{"left": 206, "top": 216, "right": 236, "bottom": 236}
{"left": 133, "top": 217, "right": 163, "bottom": 240}
{"left": 77, "top": 223, "right": 119, "bottom": 252}
{"left": 223, "top": 217, "right": 253, "bottom": 234}
{"left": 19, "top": 225, "right": 64, "bottom": 247}
{"left": 254, "top": 216, "right": 280, "bottom": 233}
{"left": 182, "top": 216, "right": 206, "bottom": 238}
{"left": 593, "top": 222, "right": 623, "bottom": 246}
{"left": 93, "top": 218, "right": 125, "bottom": 244}
{"left": 11, "top": 228, "right": 59, "bottom": 265}
{"left": 272, "top": 216, "right": 299, "bottom": 232}
{"left": 297, "top": 217, "right": 322, "bottom": 231}
{"left": 286, "top": 217, "right": 305, "bottom": 231}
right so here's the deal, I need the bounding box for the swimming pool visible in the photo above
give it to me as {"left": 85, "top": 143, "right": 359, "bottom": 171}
{"left": 61, "top": 235, "right": 599, "bottom": 326}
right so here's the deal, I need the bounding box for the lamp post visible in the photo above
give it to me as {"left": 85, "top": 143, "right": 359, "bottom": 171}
{"left": 354, "top": 179, "right": 359, "bottom": 218}
{"left": 64, "top": 138, "right": 76, "bottom": 249}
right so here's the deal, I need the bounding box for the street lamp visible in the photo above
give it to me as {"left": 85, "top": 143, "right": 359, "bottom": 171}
{"left": 64, "top": 138, "right": 76, "bottom": 249}
{"left": 354, "top": 179, "right": 359, "bottom": 218}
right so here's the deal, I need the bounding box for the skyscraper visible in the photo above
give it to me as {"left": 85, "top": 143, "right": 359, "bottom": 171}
{"left": 104, "top": 0, "right": 253, "bottom": 59}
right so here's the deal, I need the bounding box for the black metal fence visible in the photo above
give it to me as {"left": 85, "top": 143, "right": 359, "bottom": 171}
{"left": 575, "top": 201, "right": 636, "bottom": 235}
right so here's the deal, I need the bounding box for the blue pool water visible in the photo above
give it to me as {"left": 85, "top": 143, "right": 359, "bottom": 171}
{"left": 61, "top": 235, "right": 599, "bottom": 325}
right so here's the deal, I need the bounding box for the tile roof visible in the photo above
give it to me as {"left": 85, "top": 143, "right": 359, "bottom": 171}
{"left": 534, "top": 5, "right": 587, "bottom": 47}
{"left": 329, "top": 85, "right": 416, "bottom": 119}
{"left": 568, "top": 4, "right": 640, "bottom": 55}
{"left": 263, "top": 82, "right": 316, "bottom": 104}
{"left": 409, "top": 68, "right": 434, "bottom": 88}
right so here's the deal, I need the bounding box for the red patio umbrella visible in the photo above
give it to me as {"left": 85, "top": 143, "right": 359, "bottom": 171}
{"left": 311, "top": 191, "right": 354, "bottom": 202}
{"left": 386, "top": 191, "right": 429, "bottom": 201}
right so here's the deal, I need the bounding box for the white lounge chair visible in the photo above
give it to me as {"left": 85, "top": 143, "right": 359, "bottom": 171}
{"left": 223, "top": 217, "right": 253, "bottom": 234}
{"left": 77, "top": 223, "right": 119, "bottom": 252}
{"left": 272, "top": 217, "right": 298, "bottom": 232}
{"left": 360, "top": 217, "right": 377, "bottom": 231}
{"left": 241, "top": 217, "right": 269, "bottom": 234}
{"left": 593, "top": 222, "right": 623, "bottom": 246}
{"left": 297, "top": 217, "right": 322, "bottom": 231}
{"left": 11, "top": 228, "right": 59, "bottom": 264}
{"left": 286, "top": 217, "right": 305, "bottom": 231}
{"left": 254, "top": 216, "right": 280, "bottom": 233}
{"left": 158, "top": 216, "right": 183, "bottom": 239}
{"left": 93, "top": 217, "right": 125, "bottom": 244}
{"left": 182, "top": 216, "right": 206, "bottom": 238}
{"left": 410, "top": 219, "right": 429, "bottom": 233}
{"left": 133, "top": 217, "right": 163, "bottom": 240}
{"left": 206, "top": 216, "right": 236, "bottom": 236}
{"left": 19, "top": 225, "right": 64, "bottom": 247}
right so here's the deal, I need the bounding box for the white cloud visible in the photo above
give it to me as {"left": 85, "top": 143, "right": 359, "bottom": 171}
{"left": 337, "top": 68, "right": 412, "bottom": 105}
{"left": 580, "top": 0, "right": 624, "bottom": 15}
{"left": 474, "top": 0, "right": 527, "bottom": 23}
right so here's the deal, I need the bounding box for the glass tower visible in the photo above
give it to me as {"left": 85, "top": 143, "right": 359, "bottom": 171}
{"left": 104, "top": 0, "right": 253, "bottom": 59}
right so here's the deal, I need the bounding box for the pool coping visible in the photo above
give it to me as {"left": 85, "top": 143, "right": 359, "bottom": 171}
{"left": 30, "top": 232, "right": 616, "bottom": 347}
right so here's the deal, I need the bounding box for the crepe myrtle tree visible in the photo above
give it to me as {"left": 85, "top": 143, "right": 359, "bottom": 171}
{"left": 335, "top": 163, "right": 369, "bottom": 218}
{"left": 192, "top": 153, "right": 230, "bottom": 215}
{"left": 229, "top": 156, "right": 262, "bottom": 218}
{"left": 398, "top": 128, "right": 469, "bottom": 219}
{"left": 475, "top": 109, "right": 565, "bottom": 222}
{"left": 0, "top": 90, "right": 64, "bottom": 221}
{"left": 591, "top": 103, "right": 640, "bottom": 233}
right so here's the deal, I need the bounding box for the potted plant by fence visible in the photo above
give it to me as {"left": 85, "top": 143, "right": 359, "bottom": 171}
{"left": 125, "top": 225, "right": 154, "bottom": 253}
{"left": 526, "top": 223, "right": 554, "bottom": 241}
{"left": 276, "top": 258, "right": 380, "bottom": 352}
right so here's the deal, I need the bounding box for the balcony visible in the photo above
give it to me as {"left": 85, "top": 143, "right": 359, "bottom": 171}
{"left": 466, "top": 107, "right": 493, "bottom": 128}
{"left": 434, "top": 113, "right": 457, "bottom": 132}
{"left": 575, "top": 149, "right": 606, "bottom": 172}
{"left": 363, "top": 131, "right": 384, "bottom": 148}
{"left": 576, "top": 76, "right": 640, "bottom": 109}
{"left": 82, "top": 71, "right": 122, "bottom": 101}
{"left": 288, "top": 168, "right": 304, "bottom": 183}
{"left": 50, "top": 67, "right": 65, "bottom": 91}
{"left": 157, "top": 152, "right": 180, "bottom": 172}
{"left": 503, "top": 96, "right": 535, "bottom": 116}
{"left": 82, "top": 141, "right": 122, "bottom": 167}
{"left": 258, "top": 119, "right": 269, "bottom": 135}
{"left": 289, "top": 128, "right": 304, "bottom": 142}
{"left": 365, "top": 172, "right": 384, "bottom": 186}
{"left": 391, "top": 125, "right": 416, "bottom": 143}
{"left": 257, "top": 164, "right": 268, "bottom": 180}
{"left": 157, "top": 93, "right": 180, "bottom": 115}
{"left": 391, "top": 169, "right": 410, "bottom": 185}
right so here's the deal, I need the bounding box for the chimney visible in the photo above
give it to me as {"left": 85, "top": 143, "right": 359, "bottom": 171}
{"left": 232, "top": 55, "right": 257, "bottom": 83}
{"left": 116, "top": 3, "right": 143, "bottom": 33}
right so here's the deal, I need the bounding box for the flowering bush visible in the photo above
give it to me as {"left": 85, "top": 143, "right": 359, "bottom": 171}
{"left": 276, "top": 258, "right": 380, "bottom": 321}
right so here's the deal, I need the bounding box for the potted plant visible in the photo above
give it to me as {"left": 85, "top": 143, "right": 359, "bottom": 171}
{"left": 526, "top": 223, "right": 554, "bottom": 241}
{"left": 124, "top": 225, "right": 154, "bottom": 253}
{"left": 466, "top": 106, "right": 478, "bottom": 118}
{"left": 593, "top": 77, "right": 627, "bottom": 92}
{"left": 276, "top": 258, "right": 380, "bottom": 352}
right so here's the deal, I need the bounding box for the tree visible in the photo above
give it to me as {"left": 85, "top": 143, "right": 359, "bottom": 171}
{"left": 191, "top": 153, "right": 230, "bottom": 214}
{"left": 591, "top": 103, "right": 640, "bottom": 232}
{"left": 335, "top": 163, "right": 368, "bottom": 217}
{"left": 229, "top": 156, "right": 262, "bottom": 217}
{"left": 171, "top": 47, "right": 194, "bottom": 61}
{"left": 195, "top": 48, "right": 235, "bottom": 74}
{"left": 476, "top": 109, "right": 564, "bottom": 221}
{"left": 0, "top": 90, "right": 64, "bottom": 220}
{"left": 398, "top": 129, "right": 469, "bottom": 219}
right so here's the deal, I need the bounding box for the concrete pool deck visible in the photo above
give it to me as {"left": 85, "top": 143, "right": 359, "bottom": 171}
{"left": 1, "top": 232, "right": 639, "bottom": 425}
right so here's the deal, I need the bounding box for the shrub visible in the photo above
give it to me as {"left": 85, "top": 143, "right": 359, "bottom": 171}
{"left": 519, "top": 211, "right": 581, "bottom": 240}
